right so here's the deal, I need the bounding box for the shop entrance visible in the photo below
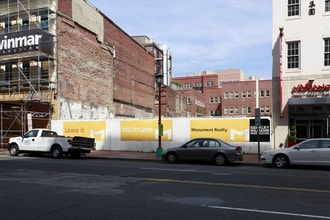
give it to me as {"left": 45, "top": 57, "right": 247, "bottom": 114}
{"left": 289, "top": 102, "right": 330, "bottom": 142}
{"left": 294, "top": 118, "right": 329, "bottom": 141}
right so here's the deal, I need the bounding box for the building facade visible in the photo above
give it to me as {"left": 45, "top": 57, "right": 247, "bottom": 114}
{"left": 272, "top": 0, "right": 330, "bottom": 148}
{"left": 0, "top": 0, "right": 157, "bottom": 140}
{"left": 173, "top": 69, "right": 272, "bottom": 118}
{"left": 222, "top": 79, "right": 272, "bottom": 117}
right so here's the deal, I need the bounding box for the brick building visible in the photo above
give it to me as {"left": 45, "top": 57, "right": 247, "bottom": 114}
{"left": 222, "top": 79, "right": 272, "bottom": 117}
{"left": 0, "top": 0, "right": 157, "bottom": 139}
{"left": 172, "top": 69, "right": 272, "bottom": 117}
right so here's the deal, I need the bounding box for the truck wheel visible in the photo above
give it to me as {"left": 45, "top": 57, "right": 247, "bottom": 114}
{"left": 9, "top": 144, "right": 19, "bottom": 156}
{"left": 51, "top": 146, "right": 62, "bottom": 159}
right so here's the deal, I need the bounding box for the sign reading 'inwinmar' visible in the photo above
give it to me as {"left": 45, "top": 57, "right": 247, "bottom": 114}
{"left": 0, "top": 29, "right": 53, "bottom": 56}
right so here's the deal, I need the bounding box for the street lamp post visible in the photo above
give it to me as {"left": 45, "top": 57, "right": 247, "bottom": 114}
{"left": 155, "top": 72, "right": 164, "bottom": 157}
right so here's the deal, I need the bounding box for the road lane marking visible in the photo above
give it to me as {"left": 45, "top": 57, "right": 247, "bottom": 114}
{"left": 207, "top": 206, "right": 330, "bottom": 219}
{"left": 142, "top": 167, "right": 212, "bottom": 173}
{"left": 142, "top": 177, "right": 330, "bottom": 194}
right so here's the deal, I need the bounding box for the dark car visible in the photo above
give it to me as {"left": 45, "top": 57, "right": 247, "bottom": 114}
{"left": 161, "top": 138, "right": 243, "bottom": 165}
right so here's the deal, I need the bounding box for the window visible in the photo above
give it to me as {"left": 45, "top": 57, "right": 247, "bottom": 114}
{"left": 288, "top": 0, "right": 300, "bottom": 16}
{"left": 299, "top": 140, "right": 318, "bottom": 149}
{"left": 224, "top": 107, "right": 228, "bottom": 115}
{"left": 247, "top": 91, "right": 252, "bottom": 98}
{"left": 242, "top": 107, "right": 247, "bottom": 114}
{"left": 234, "top": 107, "right": 239, "bottom": 114}
{"left": 187, "top": 98, "right": 191, "bottom": 104}
{"left": 325, "top": 38, "right": 330, "bottom": 66}
{"left": 266, "top": 90, "right": 270, "bottom": 97}
{"left": 5, "top": 21, "right": 11, "bottom": 33}
{"left": 260, "top": 106, "right": 265, "bottom": 113}
{"left": 287, "top": 41, "right": 300, "bottom": 69}
{"left": 320, "top": 140, "right": 330, "bottom": 148}
{"left": 229, "top": 107, "right": 234, "bottom": 114}
{"left": 247, "top": 107, "right": 252, "bottom": 114}
{"left": 194, "top": 82, "right": 202, "bottom": 87}
{"left": 23, "top": 130, "right": 38, "bottom": 138}
{"left": 260, "top": 90, "right": 265, "bottom": 97}
{"left": 242, "top": 91, "right": 246, "bottom": 98}
{"left": 206, "top": 81, "right": 214, "bottom": 86}
{"left": 5, "top": 63, "right": 12, "bottom": 81}
{"left": 234, "top": 91, "right": 239, "bottom": 99}
{"left": 326, "top": 0, "right": 330, "bottom": 12}
{"left": 210, "top": 97, "right": 214, "bottom": 103}
{"left": 23, "top": 62, "right": 30, "bottom": 79}
{"left": 40, "top": 14, "right": 49, "bottom": 31}
{"left": 229, "top": 92, "right": 234, "bottom": 99}
{"left": 22, "top": 18, "right": 29, "bottom": 30}
{"left": 265, "top": 106, "right": 271, "bottom": 114}
{"left": 183, "top": 83, "right": 191, "bottom": 89}
{"left": 224, "top": 92, "right": 229, "bottom": 99}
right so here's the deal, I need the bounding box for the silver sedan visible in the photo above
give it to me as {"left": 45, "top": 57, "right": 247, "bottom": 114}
{"left": 261, "top": 138, "right": 330, "bottom": 168}
{"left": 161, "top": 138, "right": 243, "bottom": 165}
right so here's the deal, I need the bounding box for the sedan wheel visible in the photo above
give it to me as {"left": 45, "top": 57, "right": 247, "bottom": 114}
{"left": 273, "top": 154, "right": 289, "bottom": 168}
{"left": 214, "top": 154, "right": 227, "bottom": 165}
{"left": 166, "top": 152, "right": 177, "bottom": 163}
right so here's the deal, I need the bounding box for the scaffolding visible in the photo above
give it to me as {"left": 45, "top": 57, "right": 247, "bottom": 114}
{"left": 0, "top": 0, "right": 57, "bottom": 148}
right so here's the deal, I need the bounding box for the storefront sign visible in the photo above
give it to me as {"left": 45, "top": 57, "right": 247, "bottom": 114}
{"left": 0, "top": 29, "right": 54, "bottom": 56}
{"left": 292, "top": 83, "right": 330, "bottom": 97}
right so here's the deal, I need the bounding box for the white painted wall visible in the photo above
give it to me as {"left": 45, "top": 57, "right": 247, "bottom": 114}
{"left": 272, "top": 0, "right": 330, "bottom": 147}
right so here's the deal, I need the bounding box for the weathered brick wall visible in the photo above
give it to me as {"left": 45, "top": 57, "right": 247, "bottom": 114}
{"left": 103, "top": 18, "right": 155, "bottom": 117}
{"left": 57, "top": 16, "right": 114, "bottom": 119}
{"left": 56, "top": 0, "right": 156, "bottom": 119}
{"left": 57, "top": 0, "right": 72, "bottom": 17}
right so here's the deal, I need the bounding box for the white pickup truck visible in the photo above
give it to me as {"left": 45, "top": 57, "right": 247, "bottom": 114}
{"left": 8, "top": 129, "right": 95, "bottom": 158}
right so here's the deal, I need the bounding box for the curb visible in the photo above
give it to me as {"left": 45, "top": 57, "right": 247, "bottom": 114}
{"left": 0, "top": 150, "right": 262, "bottom": 166}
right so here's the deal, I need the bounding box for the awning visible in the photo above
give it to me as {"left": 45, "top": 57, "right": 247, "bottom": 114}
{"left": 288, "top": 97, "right": 330, "bottom": 105}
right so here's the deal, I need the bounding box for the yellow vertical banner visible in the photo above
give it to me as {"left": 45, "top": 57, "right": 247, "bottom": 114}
{"left": 190, "top": 119, "right": 249, "bottom": 142}
{"left": 121, "top": 120, "right": 172, "bottom": 141}
{"left": 63, "top": 121, "right": 106, "bottom": 141}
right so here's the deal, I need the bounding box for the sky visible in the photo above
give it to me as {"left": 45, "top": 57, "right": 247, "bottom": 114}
{"left": 89, "top": 0, "right": 273, "bottom": 79}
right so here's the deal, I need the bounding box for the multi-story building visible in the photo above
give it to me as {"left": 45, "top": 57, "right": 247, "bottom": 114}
{"left": 173, "top": 69, "right": 272, "bottom": 117}
{"left": 0, "top": 0, "right": 157, "bottom": 140}
{"left": 272, "top": 0, "right": 330, "bottom": 147}
{"left": 222, "top": 79, "right": 272, "bottom": 117}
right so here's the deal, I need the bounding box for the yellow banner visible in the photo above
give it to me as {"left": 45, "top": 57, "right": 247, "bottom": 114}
{"left": 190, "top": 119, "right": 249, "bottom": 142}
{"left": 121, "top": 120, "right": 172, "bottom": 141}
{"left": 63, "top": 121, "right": 106, "bottom": 141}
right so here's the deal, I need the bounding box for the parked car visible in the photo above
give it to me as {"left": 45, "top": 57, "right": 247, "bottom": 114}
{"left": 161, "top": 138, "right": 243, "bottom": 165}
{"left": 261, "top": 138, "right": 330, "bottom": 168}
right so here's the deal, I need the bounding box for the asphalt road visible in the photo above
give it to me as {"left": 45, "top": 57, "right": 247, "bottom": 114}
{"left": 0, "top": 155, "right": 329, "bottom": 220}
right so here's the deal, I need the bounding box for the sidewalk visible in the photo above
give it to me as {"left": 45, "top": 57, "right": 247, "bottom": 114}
{"left": 0, "top": 148, "right": 261, "bottom": 164}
